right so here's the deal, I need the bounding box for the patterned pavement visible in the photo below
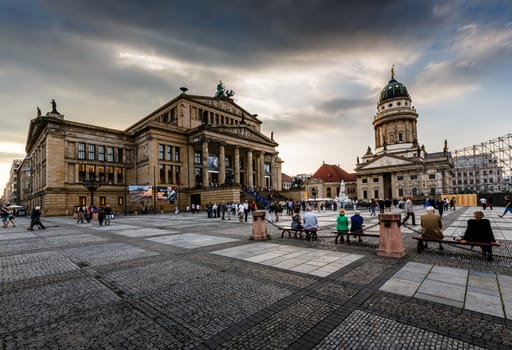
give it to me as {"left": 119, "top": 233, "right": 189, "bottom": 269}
{"left": 0, "top": 205, "right": 511, "bottom": 349}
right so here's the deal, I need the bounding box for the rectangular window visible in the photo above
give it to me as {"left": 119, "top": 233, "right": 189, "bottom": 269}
{"left": 116, "top": 168, "right": 123, "bottom": 184}
{"left": 362, "top": 179, "right": 368, "bottom": 184}
{"left": 88, "top": 165, "right": 95, "bottom": 179}
{"left": 225, "top": 156, "right": 231, "bottom": 168}
{"left": 98, "top": 166, "right": 105, "bottom": 181}
{"left": 117, "top": 148, "right": 123, "bottom": 163}
{"left": 107, "top": 167, "right": 114, "bottom": 184}
{"left": 363, "top": 190, "right": 368, "bottom": 199}
{"left": 78, "top": 143, "right": 86, "bottom": 160}
{"left": 159, "top": 164, "right": 165, "bottom": 183}
{"left": 194, "top": 151, "right": 201, "bottom": 164}
{"left": 410, "top": 175, "right": 417, "bottom": 180}
{"left": 174, "top": 147, "right": 180, "bottom": 162}
{"left": 428, "top": 174, "right": 435, "bottom": 180}
{"left": 118, "top": 196, "right": 123, "bottom": 206}
{"left": 99, "top": 196, "right": 106, "bottom": 206}
{"left": 78, "top": 164, "right": 86, "bottom": 182}
{"left": 159, "top": 144, "right": 164, "bottom": 160}
{"left": 166, "top": 145, "right": 172, "bottom": 161}
{"left": 373, "top": 178, "right": 379, "bottom": 182}
{"left": 398, "top": 188, "right": 404, "bottom": 196}
{"left": 397, "top": 176, "right": 404, "bottom": 181}
{"left": 374, "top": 190, "right": 379, "bottom": 199}
{"left": 79, "top": 196, "right": 86, "bottom": 206}
{"left": 88, "top": 144, "right": 95, "bottom": 161}
{"left": 412, "top": 188, "right": 417, "bottom": 196}
{"left": 398, "top": 133, "right": 403, "bottom": 142}
{"left": 98, "top": 146, "right": 105, "bottom": 161}
{"left": 107, "top": 147, "right": 114, "bottom": 162}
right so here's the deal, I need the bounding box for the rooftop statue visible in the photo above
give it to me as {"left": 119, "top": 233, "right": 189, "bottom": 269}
{"left": 215, "top": 80, "right": 235, "bottom": 98}
{"left": 50, "top": 99, "right": 58, "bottom": 114}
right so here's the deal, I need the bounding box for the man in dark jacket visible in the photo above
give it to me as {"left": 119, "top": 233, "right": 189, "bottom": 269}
{"left": 461, "top": 211, "right": 497, "bottom": 261}
{"left": 28, "top": 206, "right": 45, "bottom": 230}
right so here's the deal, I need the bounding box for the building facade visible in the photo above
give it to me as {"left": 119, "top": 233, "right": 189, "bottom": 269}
{"left": 355, "top": 68, "right": 454, "bottom": 200}
{"left": 306, "top": 162, "right": 356, "bottom": 200}
{"left": 23, "top": 82, "right": 282, "bottom": 216}
{"left": 452, "top": 154, "right": 504, "bottom": 193}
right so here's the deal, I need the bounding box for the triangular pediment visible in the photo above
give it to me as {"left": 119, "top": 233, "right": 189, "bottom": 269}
{"left": 358, "top": 154, "right": 416, "bottom": 170}
{"left": 212, "top": 125, "right": 276, "bottom": 146}
{"left": 190, "top": 97, "right": 249, "bottom": 118}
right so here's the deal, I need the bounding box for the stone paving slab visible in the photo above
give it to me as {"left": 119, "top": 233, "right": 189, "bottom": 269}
{"left": 213, "top": 242, "right": 364, "bottom": 277}
{"left": 107, "top": 227, "right": 175, "bottom": 237}
{"left": 147, "top": 233, "right": 239, "bottom": 248}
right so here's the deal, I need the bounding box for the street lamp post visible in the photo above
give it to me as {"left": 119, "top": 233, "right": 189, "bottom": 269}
{"left": 82, "top": 177, "right": 104, "bottom": 206}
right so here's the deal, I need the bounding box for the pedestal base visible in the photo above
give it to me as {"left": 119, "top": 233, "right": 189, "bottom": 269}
{"left": 252, "top": 210, "right": 270, "bottom": 240}
{"left": 377, "top": 213, "right": 407, "bottom": 258}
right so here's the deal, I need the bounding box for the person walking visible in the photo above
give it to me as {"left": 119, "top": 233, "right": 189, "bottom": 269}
{"left": 401, "top": 197, "right": 416, "bottom": 225}
{"left": 28, "top": 206, "right": 45, "bottom": 230}
{"left": 104, "top": 204, "right": 112, "bottom": 225}
{"left": 436, "top": 197, "right": 445, "bottom": 218}
{"left": 461, "top": 211, "right": 497, "bottom": 261}
{"left": 499, "top": 195, "right": 512, "bottom": 218}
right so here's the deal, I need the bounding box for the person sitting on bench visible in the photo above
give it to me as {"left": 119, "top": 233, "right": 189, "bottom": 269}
{"left": 461, "top": 211, "right": 497, "bottom": 261}
{"left": 350, "top": 211, "right": 364, "bottom": 242}
{"left": 336, "top": 208, "right": 349, "bottom": 244}
{"left": 291, "top": 207, "right": 303, "bottom": 230}
{"left": 302, "top": 206, "right": 318, "bottom": 240}
{"left": 418, "top": 206, "right": 443, "bottom": 252}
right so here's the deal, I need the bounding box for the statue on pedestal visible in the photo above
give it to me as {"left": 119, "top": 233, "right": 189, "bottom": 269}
{"left": 50, "top": 99, "right": 58, "bottom": 114}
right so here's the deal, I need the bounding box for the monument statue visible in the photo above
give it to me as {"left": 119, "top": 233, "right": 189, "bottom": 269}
{"left": 215, "top": 81, "right": 225, "bottom": 97}
{"left": 37, "top": 107, "right": 41, "bottom": 117}
{"left": 50, "top": 99, "right": 58, "bottom": 114}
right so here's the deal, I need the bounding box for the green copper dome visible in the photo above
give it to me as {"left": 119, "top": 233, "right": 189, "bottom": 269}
{"left": 379, "top": 66, "right": 409, "bottom": 104}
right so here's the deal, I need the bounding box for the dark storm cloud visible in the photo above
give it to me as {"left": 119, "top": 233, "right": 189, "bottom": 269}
{"left": 7, "top": 0, "right": 457, "bottom": 68}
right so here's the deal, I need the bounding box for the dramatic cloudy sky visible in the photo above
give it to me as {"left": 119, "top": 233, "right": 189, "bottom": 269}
{"left": 2, "top": 0, "right": 512, "bottom": 194}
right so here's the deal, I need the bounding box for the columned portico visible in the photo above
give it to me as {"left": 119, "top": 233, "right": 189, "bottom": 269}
{"left": 234, "top": 147, "right": 240, "bottom": 184}
{"left": 219, "top": 144, "right": 226, "bottom": 184}
{"left": 247, "top": 150, "right": 253, "bottom": 188}
{"left": 258, "top": 151, "right": 265, "bottom": 188}
{"left": 202, "top": 140, "right": 209, "bottom": 187}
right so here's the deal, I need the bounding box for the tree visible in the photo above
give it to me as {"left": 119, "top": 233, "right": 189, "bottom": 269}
{"left": 292, "top": 177, "right": 305, "bottom": 190}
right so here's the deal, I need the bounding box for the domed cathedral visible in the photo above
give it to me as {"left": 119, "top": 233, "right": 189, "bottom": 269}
{"left": 355, "top": 67, "right": 454, "bottom": 201}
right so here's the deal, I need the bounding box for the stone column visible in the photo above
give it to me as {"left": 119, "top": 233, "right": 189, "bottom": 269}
{"left": 258, "top": 151, "right": 265, "bottom": 188}
{"left": 247, "top": 150, "right": 253, "bottom": 188}
{"left": 219, "top": 144, "right": 226, "bottom": 184}
{"left": 202, "top": 140, "right": 209, "bottom": 187}
{"left": 187, "top": 145, "right": 195, "bottom": 188}
{"left": 234, "top": 147, "right": 240, "bottom": 184}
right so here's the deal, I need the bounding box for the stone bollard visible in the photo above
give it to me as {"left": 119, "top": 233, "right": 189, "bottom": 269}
{"left": 376, "top": 213, "right": 406, "bottom": 258}
{"left": 251, "top": 210, "right": 270, "bottom": 240}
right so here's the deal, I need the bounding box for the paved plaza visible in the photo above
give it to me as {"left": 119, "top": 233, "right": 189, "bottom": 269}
{"left": 1, "top": 206, "right": 512, "bottom": 349}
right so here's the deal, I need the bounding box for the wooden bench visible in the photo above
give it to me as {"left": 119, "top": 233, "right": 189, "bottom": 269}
{"left": 280, "top": 226, "right": 318, "bottom": 241}
{"left": 332, "top": 230, "right": 380, "bottom": 244}
{"left": 412, "top": 235, "right": 500, "bottom": 258}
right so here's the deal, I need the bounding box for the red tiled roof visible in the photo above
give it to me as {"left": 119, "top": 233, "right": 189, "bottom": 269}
{"left": 281, "top": 173, "right": 293, "bottom": 181}
{"left": 311, "top": 163, "right": 356, "bottom": 182}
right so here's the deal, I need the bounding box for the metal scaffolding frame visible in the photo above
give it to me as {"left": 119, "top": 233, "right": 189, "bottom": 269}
{"left": 453, "top": 133, "right": 512, "bottom": 193}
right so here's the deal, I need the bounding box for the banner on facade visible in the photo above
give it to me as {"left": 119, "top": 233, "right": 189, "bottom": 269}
{"left": 129, "top": 185, "right": 153, "bottom": 202}
{"left": 156, "top": 186, "right": 178, "bottom": 202}
{"left": 208, "top": 153, "right": 219, "bottom": 170}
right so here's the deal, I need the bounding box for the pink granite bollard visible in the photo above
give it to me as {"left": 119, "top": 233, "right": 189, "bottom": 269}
{"left": 377, "top": 213, "right": 407, "bottom": 258}
{"left": 252, "top": 210, "right": 270, "bottom": 240}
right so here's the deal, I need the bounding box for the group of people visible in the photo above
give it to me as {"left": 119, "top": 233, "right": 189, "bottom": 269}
{"left": 1, "top": 203, "right": 16, "bottom": 228}
{"left": 417, "top": 206, "right": 498, "bottom": 261}
{"left": 74, "top": 205, "right": 112, "bottom": 225}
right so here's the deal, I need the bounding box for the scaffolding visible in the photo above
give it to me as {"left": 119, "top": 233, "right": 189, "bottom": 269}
{"left": 453, "top": 133, "right": 512, "bottom": 193}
